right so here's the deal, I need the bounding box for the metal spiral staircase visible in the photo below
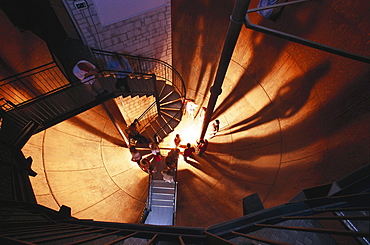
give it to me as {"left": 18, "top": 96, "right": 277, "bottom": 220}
{"left": 0, "top": 50, "right": 185, "bottom": 150}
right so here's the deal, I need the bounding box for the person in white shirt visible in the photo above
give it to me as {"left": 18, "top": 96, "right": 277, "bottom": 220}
{"left": 73, "top": 60, "right": 106, "bottom": 96}
{"left": 186, "top": 99, "right": 198, "bottom": 119}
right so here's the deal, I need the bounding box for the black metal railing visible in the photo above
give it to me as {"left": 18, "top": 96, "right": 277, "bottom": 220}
{"left": 0, "top": 62, "right": 69, "bottom": 108}
{"left": 0, "top": 72, "right": 166, "bottom": 144}
{"left": 207, "top": 193, "right": 369, "bottom": 245}
{"left": 0, "top": 163, "right": 369, "bottom": 244}
{"left": 92, "top": 49, "right": 186, "bottom": 98}
{"left": 243, "top": 0, "right": 370, "bottom": 63}
{"left": 92, "top": 49, "right": 186, "bottom": 139}
{"left": 140, "top": 174, "right": 154, "bottom": 224}
{"left": 0, "top": 192, "right": 368, "bottom": 244}
{"left": 0, "top": 50, "right": 186, "bottom": 148}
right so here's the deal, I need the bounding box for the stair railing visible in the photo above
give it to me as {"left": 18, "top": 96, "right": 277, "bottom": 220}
{"left": 0, "top": 62, "right": 69, "bottom": 107}
{"left": 140, "top": 174, "right": 154, "bottom": 224}
{"left": 91, "top": 49, "right": 186, "bottom": 141}
{"left": 1, "top": 51, "right": 185, "bottom": 146}
{"left": 0, "top": 192, "right": 368, "bottom": 244}
{"left": 0, "top": 164, "right": 368, "bottom": 244}
{"left": 92, "top": 49, "right": 186, "bottom": 97}
{"left": 206, "top": 191, "right": 370, "bottom": 244}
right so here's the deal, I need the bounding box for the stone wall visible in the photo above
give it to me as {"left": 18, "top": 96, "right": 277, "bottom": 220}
{"left": 62, "top": 0, "right": 172, "bottom": 64}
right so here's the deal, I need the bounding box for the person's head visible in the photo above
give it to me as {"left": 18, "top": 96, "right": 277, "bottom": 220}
{"left": 215, "top": 119, "right": 220, "bottom": 125}
{"left": 186, "top": 143, "right": 191, "bottom": 148}
{"left": 77, "top": 62, "right": 92, "bottom": 72}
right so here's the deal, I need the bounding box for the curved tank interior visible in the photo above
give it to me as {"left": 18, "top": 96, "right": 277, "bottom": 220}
{"left": 1, "top": 0, "right": 369, "bottom": 227}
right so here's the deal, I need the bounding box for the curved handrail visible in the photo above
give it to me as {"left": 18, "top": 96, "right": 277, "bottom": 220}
{"left": 91, "top": 48, "right": 186, "bottom": 98}
{"left": 91, "top": 49, "right": 186, "bottom": 142}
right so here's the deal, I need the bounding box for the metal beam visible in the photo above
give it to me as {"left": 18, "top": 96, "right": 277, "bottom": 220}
{"left": 244, "top": 11, "right": 370, "bottom": 64}
{"left": 199, "top": 0, "right": 251, "bottom": 140}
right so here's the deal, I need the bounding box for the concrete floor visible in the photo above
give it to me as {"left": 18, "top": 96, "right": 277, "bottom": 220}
{"left": 2, "top": 0, "right": 370, "bottom": 228}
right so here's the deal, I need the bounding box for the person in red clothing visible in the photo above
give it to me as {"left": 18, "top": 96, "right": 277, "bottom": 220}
{"left": 183, "top": 143, "right": 195, "bottom": 161}
{"left": 197, "top": 139, "right": 208, "bottom": 156}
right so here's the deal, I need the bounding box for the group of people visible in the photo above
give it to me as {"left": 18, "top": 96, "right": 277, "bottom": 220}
{"left": 72, "top": 54, "right": 133, "bottom": 97}
{"left": 129, "top": 138, "right": 163, "bottom": 175}
{"left": 173, "top": 133, "right": 209, "bottom": 161}
{"left": 73, "top": 57, "right": 222, "bottom": 180}
{"left": 182, "top": 139, "right": 208, "bottom": 161}
{"left": 129, "top": 135, "right": 178, "bottom": 183}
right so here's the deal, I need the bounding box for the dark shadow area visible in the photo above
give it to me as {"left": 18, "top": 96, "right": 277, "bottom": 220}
{"left": 203, "top": 149, "right": 280, "bottom": 183}
{"left": 173, "top": 0, "right": 233, "bottom": 105}
{"left": 222, "top": 61, "right": 332, "bottom": 134}
{"left": 176, "top": 168, "right": 231, "bottom": 226}
{"left": 67, "top": 116, "right": 126, "bottom": 147}
{"left": 212, "top": 71, "right": 258, "bottom": 120}
{"left": 212, "top": 2, "right": 320, "bottom": 119}
{"left": 210, "top": 70, "right": 369, "bottom": 163}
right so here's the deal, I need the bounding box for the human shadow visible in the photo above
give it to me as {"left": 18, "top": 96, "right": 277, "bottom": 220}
{"left": 211, "top": 69, "right": 369, "bottom": 161}
{"left": 222, "top": 61, "right": 331, "bottom": 135}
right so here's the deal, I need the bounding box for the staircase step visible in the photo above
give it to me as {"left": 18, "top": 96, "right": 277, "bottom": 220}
{"left": 160, "top": 113, "right": 180, "bottom": 133}
{"left": 155, "top": 116, "right": 173, "bottom": 135}
{"left": 152, "top": 199, "right": 174, "bottom": 206}
{"left": 160, "top": 91, "right": 181, "bottom": 105}
{"left": 152, "top": 192, "right": 175, "bottom": 200}
{"left": 158, "top": 84, "right": 175, "bottom": 101}
{"left": 152, "top": 187, "right": 175, "bottom": 195}
{"left": 153, "top": 180, "right": 176, "bottom": 188}
{"left": 128, "top": 77, "right": 155, "bottom": 93}
{"left": 156, "top": 80, "right": 167, "bottom": 96}
{"left": 161, "top": 110, "right": 181, "bottom": 122}
{"left": 141, "top": 127, "right": 156, "bottom": 143}
{"left": 145, "top": 206, "right": 174, "bottom": 225}
{"left": 160, "top": 97, "right": 182, "bottom": 107}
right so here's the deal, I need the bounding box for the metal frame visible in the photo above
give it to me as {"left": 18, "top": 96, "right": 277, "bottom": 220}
{"left": 244, "top": 0, "right": 370, "bottom": 63}
{"left": 200, "top": 0, "right": 370, "bottom": 140}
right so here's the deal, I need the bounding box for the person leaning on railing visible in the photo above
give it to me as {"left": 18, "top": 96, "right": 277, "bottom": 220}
{"left": 73, "top": 60, "right": 107, "bottom": 97}
{"left": 106, "top": 54, "right": 133, "bottom": 92}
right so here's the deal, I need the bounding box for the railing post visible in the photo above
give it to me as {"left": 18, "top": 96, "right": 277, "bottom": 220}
{"left": 200, "top": 0, "right": 251, "bottom": 140}
{"left": 152, "top": 74, "right": 161, "bottom": 115}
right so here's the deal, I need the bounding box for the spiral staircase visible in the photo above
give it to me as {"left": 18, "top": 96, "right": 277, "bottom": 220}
{"left": 0, "top": 49, "right": 184, "bottom": 228}
{"left": 0, "top": 50, "right": 186, "bottom": 150}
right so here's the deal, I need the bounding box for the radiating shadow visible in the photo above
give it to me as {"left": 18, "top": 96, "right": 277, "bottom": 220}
{"left": 211, "top": 70, "right": 369, "bottom": 161}
{"left": 67, "top": 116, "right": 126, "bottom": 147}
{"left": 174, "top": 0, "right": 234, "bottom": 107}
{"left": 213, "top": 3, "right": 320, "bottom": 119}
{"left": 223, "top": 61, "right": 332, "bottom": 134}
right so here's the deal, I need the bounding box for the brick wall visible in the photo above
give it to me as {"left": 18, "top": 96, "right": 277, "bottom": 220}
{"left": 63, "top": 0, "right": 172, "bottom": 64}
